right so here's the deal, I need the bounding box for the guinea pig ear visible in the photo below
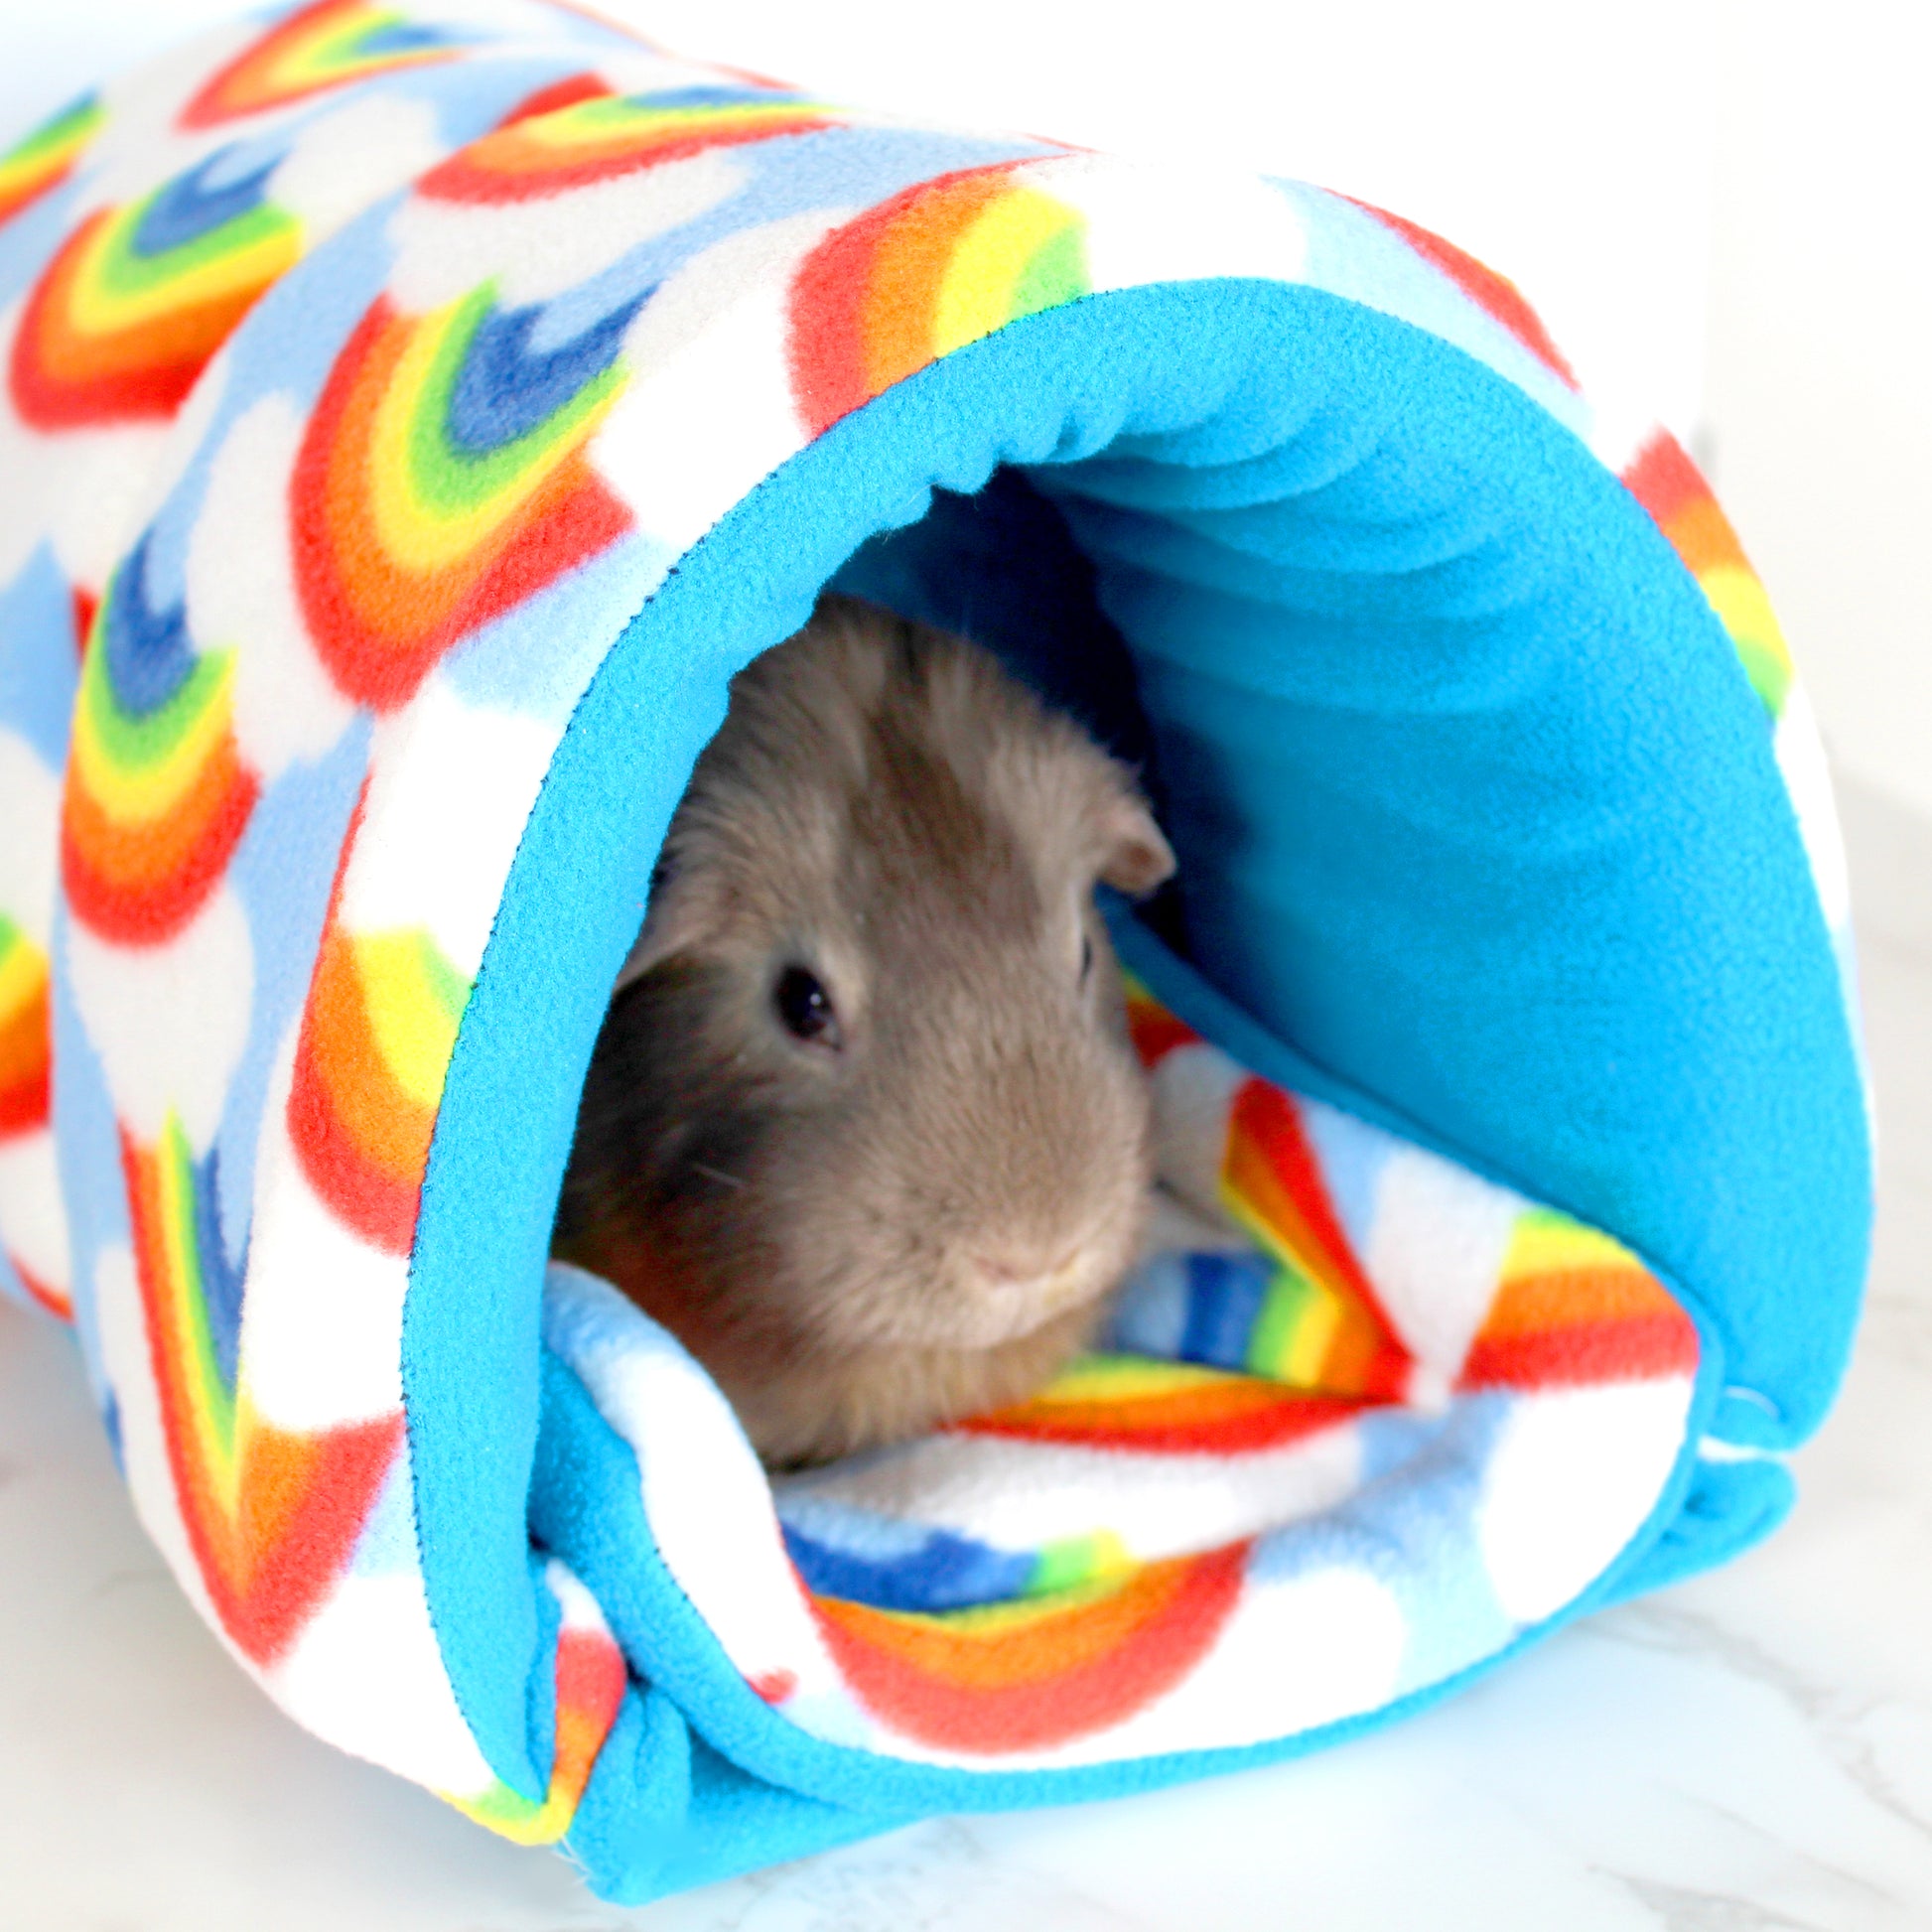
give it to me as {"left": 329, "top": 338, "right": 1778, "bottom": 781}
{"left": 611, "top": 865, "right": 717, "bottom": 993}
{"left": 1095, "top": 776, "right": 1176, "bottom": 897}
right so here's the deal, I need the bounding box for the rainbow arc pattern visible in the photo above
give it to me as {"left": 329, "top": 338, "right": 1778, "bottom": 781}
{"left": 288, "top": 794, "right": 474, "bottom": 1255}
{"left": 11, "top": 156, "right": 302, "bottom": 428}
{"left": 0, "top": 917, "right": 52, "bottom": 1144}
{"left": 121, "top": 1100, "right": 624, "bottom": 1839}
{"left": 123, "top": 1113, "right": 402, "bottom": 1665}
{"left": 0, "top": 94, "right": 104, "bottom": 228}
{"left": 0, "top": 0, "right": 1815, "bottom": 1855}
{"left": 778, "top": 986, "right": 1699, "bottom": 1754}
{"left": 810, "top": 1542, "right": 1250, "bottom": 1755}
{"left": 789, "top": 164, "right": 1089, "bottom": 435}
{"left": 61, "top": 541, "right": 260, "bottom": 948}
{"left": 292, "top": 283, "right": 634, "bottom": 709}
{"left": 0, "top": 4, "right": 670, "bottom": 1840}
{"left": 179, "top": 0, "right": 462, "bottom": 129}
{"left": 1621, "top": 429, "right": 1794, "bottom": 717}
{"left": 419, "top": 85, "right": 846, "bottom": 204}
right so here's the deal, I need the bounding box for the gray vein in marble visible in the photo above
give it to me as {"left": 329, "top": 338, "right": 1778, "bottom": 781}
{"left": 1696, "top": 1793, "right": 1898, "bottom": 1907}
{"left": 1594, "top": 1601, "right": 1850, "bottom": 1725}
{"left": 1603, "top": 1871, "right": 1834, "bottom": 1932}
{"left": 1593, "top": 1603, "right": 1932, "bottom": 1854}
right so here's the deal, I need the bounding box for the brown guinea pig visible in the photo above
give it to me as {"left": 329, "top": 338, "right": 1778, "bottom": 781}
{"left": 551, "top": 594, "right": 1174, "bottom": 1466}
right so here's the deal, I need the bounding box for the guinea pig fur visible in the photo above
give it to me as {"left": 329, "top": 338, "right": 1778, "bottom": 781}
{"left": 552, "top": 595, "right": 1175, "bottom": 1467}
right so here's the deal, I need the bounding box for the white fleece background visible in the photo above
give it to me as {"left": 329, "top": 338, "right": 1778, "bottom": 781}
{"left": 2, "top": 0, "right": 1922, "bottom": 823}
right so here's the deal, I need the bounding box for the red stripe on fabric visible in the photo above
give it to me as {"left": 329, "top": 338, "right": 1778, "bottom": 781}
{"left": 0, "top": 956, "right": 51, "bottom": 1138}
{"left": 959, "top": 1386, "right": 1369, "bottom": 1455}
{"left": 1458, "top": 1314, "right": 1700, "bottom": 1392}
{"left": 1619, "top": 428, "right": 1709, "bottom": 526}
{"left": 70, "top": 587, "right": 97, "bottom": 657}
{"left": 492, "top": 71, "right": 615, "bottom": 129}
{"left": 1230, "top": 1081, "right": 1405, "bottom": 1339}
{"left": 1347, "top": 195, "right": 1578, "bottom": 392}
{"left": 812, "top": 1542, "right": 1248, "bottom": 1753}
{"left": 11, "top": 1253, "right": 71, "bottom": 1321}
{"left": 420, "top": 112, "right": 836, "bottom": 206}
{"left": 60, "top": 746, "right": 259, "bottom": 947}
{"left": 120, "top": 1126, "right": 404, "bottom": 1664}
{"left": 1126, "top": 1002, "right": 1197, "bottom": 1069}
{"left": 786, "top": 164, "right": 1022, "bottom": 437}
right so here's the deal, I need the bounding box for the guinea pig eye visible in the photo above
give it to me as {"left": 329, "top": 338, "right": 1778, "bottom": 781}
{"left": 774, "top": 964, "right": 841, "bottom": 1047}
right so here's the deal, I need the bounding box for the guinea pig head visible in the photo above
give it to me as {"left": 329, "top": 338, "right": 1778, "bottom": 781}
{"left": 557, "top": 598, "right": 1173, "bottom": 1433}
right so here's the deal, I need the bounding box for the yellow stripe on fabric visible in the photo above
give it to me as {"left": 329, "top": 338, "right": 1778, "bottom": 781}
{"left": 1029, "top": 1530, "right": 1135, "bottom": 1596}
{"left": 68, "top": 208, "right": 300, "bottom": 336}
{"left": 351, "top": 928, "right": 470, "bottom": 1112}
{"left": 1500, "top": 1208, "right": 1636, "bottom": 1280}
{"left": 1030, "top": 1352, "right": 1248, "bottom": 1404}
{"left": 1243, "top": 1260, "right": 1339, "bottom": 1387}
{"left": 365, "top": 298, "right": 481, "bottom": 574}
{"left": 0, "top": 924, "right": 48, "bottom": 1017}
{"left": 68, "top": 651, "right": 237, "bottom": 824}
{"left": 930, "top": 187, "right": 1080, "bottom": 358}
{"left": 499, "top": 97, "right": 815, "bottom": 155}
{"left": 447, "top": 1765, "right": 573, "bottom": 1846}
{"left": 1699, "top": 563, "right": 1793, "bottom": 713}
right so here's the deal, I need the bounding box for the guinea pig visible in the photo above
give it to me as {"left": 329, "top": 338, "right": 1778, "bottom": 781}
{"left": 551, "top": 594, "right": 1174, "bottom": 1466}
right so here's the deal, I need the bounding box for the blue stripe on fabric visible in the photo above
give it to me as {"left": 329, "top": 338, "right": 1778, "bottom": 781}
{"left": 129, "top": 151, "right": 276, "bottom": 257}
{"left": 1178, "top": 1250, "right": 1272, "bottom": 1370}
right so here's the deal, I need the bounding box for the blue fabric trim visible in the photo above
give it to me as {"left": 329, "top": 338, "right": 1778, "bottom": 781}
{"left": 535, "top": 1291, "right": 1733, "bottom": 1902}
{"left": 402, "top": 275, "right": 1870, "bottom": 1876}
{"left": 1598, "top": 1453, "right": 1797, "bottom": 1606}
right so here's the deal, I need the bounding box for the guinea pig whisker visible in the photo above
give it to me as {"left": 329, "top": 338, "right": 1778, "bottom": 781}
{"left": 688, "top": 1160, "right": 746, "bottom": 1190}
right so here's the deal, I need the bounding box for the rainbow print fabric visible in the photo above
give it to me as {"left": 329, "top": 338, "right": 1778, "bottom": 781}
{"left": 0, "top": 95, "right": 104, "bottom": 230}
{"left": 0, "top": 0, "right": 1846, "bottom": 1896}
{"left": 655, "top": 987, "right": 1703, "bottom": 1767}
{"left": 177, "top": 0, "right": 467, "bottom": 130}
{"left": 0, "top": 0, "right": 715, "bottom": 1853}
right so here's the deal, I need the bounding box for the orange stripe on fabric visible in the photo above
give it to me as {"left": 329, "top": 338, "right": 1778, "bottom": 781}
{"left": 861, "top": 171, "right": 1016, "bottom": 397}
{"left": 811, "top": 1544, "right": 1248, "bottom": 1753}
{"left": 0, "top": 983, "right": 52, "bottom": 1138}
{"left": 1479, "top": 1263, "right": 1688, "bottom": 1340}
{"left": 122, "top": 1124, "right": 404, "bottom": 1663}
{"left": 60, "top": 735, "right": 258, "bottom": 946}
{"left": 959, "top": 1382, "right": 1367, "bottom": 1454}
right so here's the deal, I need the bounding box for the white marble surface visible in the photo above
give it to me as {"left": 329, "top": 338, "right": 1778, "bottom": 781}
{"left": 3, "top": 775, "right": 1929, "bottom": 1931}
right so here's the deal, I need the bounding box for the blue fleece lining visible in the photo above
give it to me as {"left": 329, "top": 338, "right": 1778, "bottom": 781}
{"left": 403, "top": 276, "right": 1868, "bottom": 1890}
{"left": 524, "top": 1264, "right": 1728, "bottom": 1900}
